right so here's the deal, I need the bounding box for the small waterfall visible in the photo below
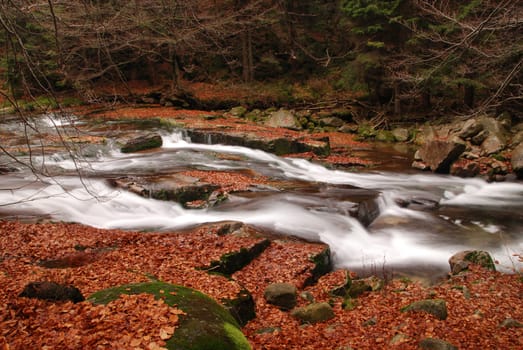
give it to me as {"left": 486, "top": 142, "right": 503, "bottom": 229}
{"left": 161, "top": 130, "right": 191, "bottom": 145}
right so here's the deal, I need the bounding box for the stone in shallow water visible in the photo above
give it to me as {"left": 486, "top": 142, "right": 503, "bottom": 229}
{"left": 109, "top": 174, "right": 221, "bottom": 208}
{"left": 120, "top": 132, "right": 163, "bottom": 153}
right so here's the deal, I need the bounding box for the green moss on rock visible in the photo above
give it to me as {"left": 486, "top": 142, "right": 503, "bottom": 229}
{"left": 88, "top": 282, "right": 251, "bottom": 350}
{"left": 401, "top": 299, "right": 448, "bottom": 320}
{"left": 464, "top": 251, "right": 496, "bottom": 271}
{"left": 375, "top": 130, "right": 395, "bottom": 142}
{"left": 121, "top": 133, "right": 163, "bottom": 153}
{"left": 304, "top": 247, "right": 333, "bottom": 286}
{"left": 222, "top": 289, "right": 256, "bottom": 327}
{"left": 207, "top": 239, "right": 270, "bottom": 275}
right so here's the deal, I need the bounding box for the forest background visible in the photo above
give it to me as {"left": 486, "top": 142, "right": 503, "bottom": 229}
{"left": 0, "top": 0, "right": 521, "bottom": 119}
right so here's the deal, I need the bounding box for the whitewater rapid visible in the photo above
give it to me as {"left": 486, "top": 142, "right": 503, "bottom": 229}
{"left": 1, "top": 130, "right": 522, "bottom": 276}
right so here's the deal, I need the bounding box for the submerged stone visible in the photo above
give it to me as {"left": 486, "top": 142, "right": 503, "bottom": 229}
{"left": 357, "top": 197, "right": 381, "bottom": 227}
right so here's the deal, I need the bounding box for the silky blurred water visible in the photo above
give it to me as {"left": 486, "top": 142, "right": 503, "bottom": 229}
{"left": 1, "top": 116, "right": 522, "bottom": 279}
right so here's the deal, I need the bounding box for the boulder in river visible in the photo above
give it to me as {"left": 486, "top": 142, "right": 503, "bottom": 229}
{"left": 459, "top": 118, "right": 483, "bottom": 139}
{"left": 357, "top": 197, "right": 381, "bottom": 227}
{"left": 392, "top": 127, "right": 410, "bottom": 142}
{"left": 320, "top": 116, "right": 344, "bottom": 128}
{"left": 416, "top": 140, "right": 466, "bottom": 173}
{"left": 479, "top": 117, "right": 508, "bottom": 155}
{"left": 186, "top": 129, "right": 330, "bottom": 156}
{"left": 110, "top": 174, "right": 222, "bottom": 208}
{"left": 450, "top": 159, "right": 481, "bottom": 178}
{"left": 120, "top": 132, "right": 163, "bottom": 153}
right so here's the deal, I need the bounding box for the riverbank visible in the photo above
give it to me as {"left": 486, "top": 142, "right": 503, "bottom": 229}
{"left": 1, "top": 220, "right": 522, "bottom": 349}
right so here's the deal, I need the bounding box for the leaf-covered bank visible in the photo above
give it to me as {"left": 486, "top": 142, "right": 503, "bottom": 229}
{"left": 1, "top": 221, "right": 522, "bottom": 349}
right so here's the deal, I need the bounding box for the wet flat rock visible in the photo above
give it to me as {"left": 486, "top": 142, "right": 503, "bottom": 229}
{"left": 187, "top": 129, "right": 330, "bottom": 156}
{"left": 109, "top": 174, "right": 222, "bottom": 208}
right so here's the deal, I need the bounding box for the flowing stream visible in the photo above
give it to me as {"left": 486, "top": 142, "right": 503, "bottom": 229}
{"left": 1, "top": 113, "right": 523, "bottom": 280}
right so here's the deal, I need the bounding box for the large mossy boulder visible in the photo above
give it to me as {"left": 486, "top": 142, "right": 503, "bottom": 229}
{"left": 88, "top": 282, "right": 251, "bottom": 350}
{"left": 347, "top": 276, "right": 384, "bottom": 298}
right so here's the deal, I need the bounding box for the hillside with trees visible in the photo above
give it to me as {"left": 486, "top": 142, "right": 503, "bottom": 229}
{"left": 1, "top": 0, "right": 521, "bottom": 116}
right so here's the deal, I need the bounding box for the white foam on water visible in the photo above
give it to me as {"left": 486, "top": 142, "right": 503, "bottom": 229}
{"left": 1, "top": 130, "right": 522, "bottom": 274}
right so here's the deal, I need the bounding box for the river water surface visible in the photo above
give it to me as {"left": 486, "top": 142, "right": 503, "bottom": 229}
{"left": 1, "top": 113, "right": 522, "bottom": 280}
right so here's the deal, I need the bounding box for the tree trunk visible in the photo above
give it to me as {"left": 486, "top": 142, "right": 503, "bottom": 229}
{"left": 421, "top": 90, "right": 431, "bottom": 109}
{"left": 169, "top": 44, "right": 181, "bottom": 93}
{"left": 464, "top": 85, "right": 474, "bottom": 108}
{"left": 241, "top": 29, "right": 253, "bottom": 82}
{"left": 393, "top": 81, "right": 401, "bottom": 115}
